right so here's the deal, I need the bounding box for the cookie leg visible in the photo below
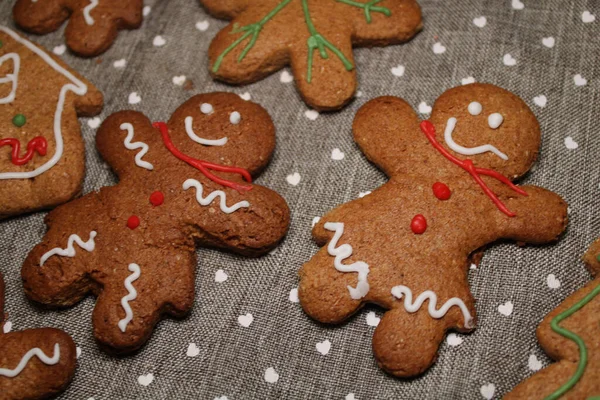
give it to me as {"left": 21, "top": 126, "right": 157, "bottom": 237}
{"left": 372, "top": 307, "right": 447, "bottom": 377}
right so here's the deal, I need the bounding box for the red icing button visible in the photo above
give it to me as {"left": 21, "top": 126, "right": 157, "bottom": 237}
{"left": 149, "top": 191, "right": 164, "bottom": 206}
{"left": 127, "top": 215, "right": 140, "bottom": 230}
{"left": 432, "top": 182, "right": 451, "bottom": 200}
{"left": 411, "top": 214, "right": 427, "bottom": 234}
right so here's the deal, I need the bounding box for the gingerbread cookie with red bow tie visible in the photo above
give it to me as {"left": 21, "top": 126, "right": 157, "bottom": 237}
{"left": 299, "top": 83, "right": 568, "bottom": 377}
{"left": 0, "top": 26, "right": 103, "bottom": 219}
{"left": 13, "top": 0, "right": 143, "bottom": 57}
{"left": 201, "top": 0, "right": 422, "bottom": 111}
{"left": 0, "top": 272, "right": 77, "bottom": 400}
{"left": 21, "top": 92, "right": 290, "bottom": 354}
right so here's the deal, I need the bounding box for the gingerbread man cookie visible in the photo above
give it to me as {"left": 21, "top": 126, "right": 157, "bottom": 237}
{"left": 201, "top": 0, "right": 422, "bottom": 111}
{"left": 13, "top": 0, "right": 143, "bottom": 57}
{"left": 0, "top": 26, "right": 103, "bottom": 219}
{"left": 506, "top": 238, "right": 600, "bottom": 400}
{"left": 0, "top": 272, "right": 77, "bottom": 400}
{"left": 299, "top": 83, "right": 568, "bottom": 377}
{"left": 21, "top": 92, "right": 290, "bottom": 354}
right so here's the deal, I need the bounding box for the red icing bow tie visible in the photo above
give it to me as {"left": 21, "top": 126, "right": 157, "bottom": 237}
{"left": 152, "top": 121, "right": 252, "bottom": 192}
{"left": 420, "top": 120, "right": 527, "bottom": 217}
{"left": 0, "top": 137, "right": 48, "bottom": 165}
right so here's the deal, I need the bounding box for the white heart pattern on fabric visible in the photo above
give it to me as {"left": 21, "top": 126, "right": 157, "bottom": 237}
{"left": 288, "top": 287, "right": 299, "bottom": 303}
{"left": 391, "top": 65, "right": 405, "bottom": 77}
{"left": 498, "top": 301, "right": 514, "bottom": 316}
{"left": 365, "top": 311, "right": 380, "bottom": 327}
{"left": 542, "top": 37, "right": 555, "bottom": 48}
{"left": 503, "top": 54, "right": 517, "bottom": 66}
{"left": 446, "top": 333, "right": 463, "bottom": 347}
{"left": 128, "top": 92, "right": 141, "bottom": 105}
{"left": 533, "top": 95, "right": 547, "bottom": 108}
{"left": 331, "top": 148, "right": 345, "bottom": 160}
{"left": 480, "top": 383, "right": 496, "bottom": 399}
{"left": 432, "top": 42, "right": 446, "bottom": 54}
{"left": 473, "top": 16, "right": 487, "bottom": 27}
{"left": 137, "top": 373, "right": 154, "bottom": 387}
{"left": 215, "top": 269, "right": 228, "bottom": 283}
{"left": 547, "top": 273, "right": 561, "bottom": 289}
{"left": 264, "top": 367, "right": 279, "bottom": 383}
{"left": 238, "top": 313, "right": 254, "bottom": 327}
{"left": 196, "top": 20, "right": 210, "bottom": 31}
{"left": 187, "top": 343, "right": 200, "bottom": 357}
{"left": 280, "top": 70, "right": 293, "bottom": 83}
{"left": 286, "top": 172, "right": 301, "bottom": 186}
{"left": 316, "top": 339, "right": 331, "bottom": 355}
{"left": 573, "top": 74, "right": 587, "bottom": 86}
{"left": 528, "top": 354, "right": 543, "bottom": 371}
{"left": 153, "top": 35, "right": 166, "bottom": 47}
{"left": 564, "top": 136, "right": 578, "bottom": 150}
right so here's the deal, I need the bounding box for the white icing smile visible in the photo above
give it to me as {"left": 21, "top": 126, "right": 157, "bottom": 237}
{"left": 184, "top": 116, "right": 228, "bottom": 146}
{"left": 444, "top": 117, "right": 508, "bottom": 160}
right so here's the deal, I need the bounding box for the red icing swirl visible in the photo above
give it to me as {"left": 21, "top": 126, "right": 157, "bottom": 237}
{"left": 0, "top": 137, "right": 48, "bottom": 166}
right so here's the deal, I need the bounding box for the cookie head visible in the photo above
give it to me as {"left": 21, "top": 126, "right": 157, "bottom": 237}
{"left": 429, "top": 83, "right": 540, "bottom": 179}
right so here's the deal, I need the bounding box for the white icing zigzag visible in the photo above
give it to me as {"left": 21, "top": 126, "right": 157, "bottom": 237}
{"left": 0, "top": 53, "right": 20, "bottom": 104}
{"left": 83, "top": 0, "right": 99, "bottom": 25}
{"left": 0, "top": 344, "right": 60, "bottom": 378}
{"left": 119, "top": 123, "right": 154, "bottom": 170}
{"left": 118, "top": 263, "right": 141, "bottom": 333}
{"left": 324, "top": 222, "right": 370, "bottom": 300}
{"left": 40, "top": 231, "right": 97, "bottom": 266}
{"left": 391, "top": 285, "right": 474, "bottom": 328}
{"left": 182, "top": 179, "right": 249, "bottom": 214}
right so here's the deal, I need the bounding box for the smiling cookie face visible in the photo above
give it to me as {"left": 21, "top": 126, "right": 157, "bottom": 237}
{"left": 429, "top": 83, "right": 540, "bottom": 179}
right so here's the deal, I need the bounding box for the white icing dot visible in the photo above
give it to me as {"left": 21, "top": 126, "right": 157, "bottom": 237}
{"left": 200, "top": 103, "right": 213, "bottom": 114}
{"left": 468, "top": 101, "right": 482, "bottom": 116}
{"left": 230, "top": 111, "right": 241, "bottom": 125}
{"left": 488, "top": 113, "right": 504, "bottom": 129}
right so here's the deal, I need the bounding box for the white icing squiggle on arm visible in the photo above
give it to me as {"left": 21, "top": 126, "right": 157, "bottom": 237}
{"left": 40, "top": 231, "right": 97, "bottom": 266}
{"left": 324, "top": 222, "right": 370, "bottom": 300}
{"left": 391, "top": 285, "right": 474, "bottom": 328}
{"left": 0, "top": 344, "right": 60, "bottom": 378}
{"left": 182, "top": 179, "right": 249, "bottom": 214}
{"left": 184, "top": 116, "right": 228, "bottom": 146}
{"left": 118, "top": 263, "right": 141, "bottom": 333}
{"left": 0, "top": 53, "right": 20, "bottom": 104}
{"left": 119, "top": 123, "right": 154, "bottom": 170}
{"left": 83, "top": 0, "right": 99, "bottom": 25}
{"left": 444, "top": 117, "right": 508, "bottom": 160}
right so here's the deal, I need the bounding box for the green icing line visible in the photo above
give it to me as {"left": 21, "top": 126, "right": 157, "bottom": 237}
{"left": 596, "top": 253, "right": 600, "bottom": 262}
{"left": 336, "top": 0, "right": 391, "bottom": 23}
{"left": 544, "top": 283, "right": 600, "bottom": 400}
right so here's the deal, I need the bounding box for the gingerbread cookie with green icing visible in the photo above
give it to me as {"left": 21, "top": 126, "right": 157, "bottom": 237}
{"left": 21, "top": 92, "right": 290, "bottom": 354}
{"left": 201, "top": 0, "right": 422, "bottom": 111}
{"left": 298, "top": 83, "right": 568, "bottom": 377}
{"left": 0, "top": 26, "right": 103, "bottom": 219}
{"left": 0, "top": 271, "right": 78, "bottom": 400}
{"left": 506, "top": 238, "right": 600, "bottom": 400}
{"left": 13, "top": 0, "right": 143, "bottom": 57}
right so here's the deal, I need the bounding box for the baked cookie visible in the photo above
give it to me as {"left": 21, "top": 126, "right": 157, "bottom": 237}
{"left": 506, "top": 238, "right": 600, "bottom": 400}
{"left": 0, "top": 26, "right": 103, "bottom": 219}
{"left": 21, "top": 92, "right": 290, "bottom": 354}
{"left": 13, "top": 0, "right": 143, "bottom": 57}
{"left": 0, "top": 272, "right": 77, "bottom": 400}
{"left": 201, "top": 0, "right": 422, "bottom": 111}
{"left": 298, "top": 83, "right": 568, "bottom": 377}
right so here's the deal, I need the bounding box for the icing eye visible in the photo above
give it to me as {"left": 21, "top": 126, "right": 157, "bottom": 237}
{"left": 467, "top": 102, "right": 482, "bottom": 116}
{"left": 230, "top": 111, "right": 241, "bottom": 125}
{"left": 12, "top": 113, "right": 26, "bottom": 127}
{"left": 488, "top": 113, "right": 503, "bottom": 129}
{"left": 200, "top": 103, "right": 213, "bottom": 114}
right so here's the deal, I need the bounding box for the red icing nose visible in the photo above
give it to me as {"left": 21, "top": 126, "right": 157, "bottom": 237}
{"left": 411, "top": 214, "right": 427, "bottom": 234}
{"left": 432, "top": 182, "right": 451, "bottom": 200}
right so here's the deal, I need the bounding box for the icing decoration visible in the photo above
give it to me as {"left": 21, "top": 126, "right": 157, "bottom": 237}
{"left": 596, "top": 253, "right": 600, "bottom": 263}
{"left": 118, "top": 263, "right": 141, "bottom": 333}
{"left": 40, "top": 231, "right": 97, "bottom": 266}
{"left": 488, "top": 113, "right": 504, "bottom": 129}
{"left": 200, "top": 103, "right": 213, "bottom": 114}
{"left": 229, "top": 111, "right": 241, "bottom": 125}
{"left": 410, "top": 214, "right": 427, "bottom": 234}
{"left": 153, "top": 121, "right": 253, "bottom": 192}
{"left": 184, "top": 116, "right": 228, "bottom": 146}
{"left": 0, "top": 40, "right": 3, "bottom": 48}
{"left": 0, "top": 53, "right": 20, "bottom": 105}
{"left": 183, "top": 178, "right": 250, "bottom": 214}
{"left": 0, "top": 137, "right": 48, "bottom": 166}
{"left": 432, "top": 182, "right": 451, "bottom": 200}
{"left": 336, "top": 0, "right": 392, "bottom": 23}
{"left": 324, "top": 222, "right": 370, "bottom": 299}
{"left": 0, "top": 344, "right": 60, "bottom": 378}
{"left": 467, "top": 101, "right": 482, "bottom": 116}
{"left": 443, "top": 117, "right": 509, "bottom": 160}
{"left": 391, "top": 285, "right": 474, "bottom": 328}
{"left": 119, "top": 123, "right": 154, "bottom": 170}
{"left": 545, "top": 283, "right": 600, "bottom": 400}
{"left": 420, "top": 120, "right": 527, "bottom": 217}
{"left": 0, "top": 26, "right": 88, "bottom": 181}
{"left": 83, "top": 0, "right": 99, "bottom": 25}
{"left": 126, "top": 215, "right": 140, "bottom": 230}
{"left": 12, "top": 113, "right": 26, "bottom": 127}
{"left": 149, "top": 191, "right": 164, "bottom": 206}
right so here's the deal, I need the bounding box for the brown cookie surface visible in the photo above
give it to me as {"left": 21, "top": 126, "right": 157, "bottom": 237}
{"left": 201, "top": 0, "right": 422, "bottom": 111}
{"left": 505, "top": 239, "right": 600, "bottom": 399}
{"left": 13, "top": 0, "right": 143, "bottom": 57}
{"left": 298, "top": 83, "right": 568, "bottom": 377}
{"left": 0, "top": 273, "right": 77, "bottom": 400}
{"left": 0, "top": 26, "right": 103, "bottom": 219}
{"left": 21, "top": 92, "right": 290, "bottom": 354}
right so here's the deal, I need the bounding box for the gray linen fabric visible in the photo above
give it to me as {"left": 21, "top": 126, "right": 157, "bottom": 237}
{"left": 0, "top": 0, "right": 599, "bottom": 399}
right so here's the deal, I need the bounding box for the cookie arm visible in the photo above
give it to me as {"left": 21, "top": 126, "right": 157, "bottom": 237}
{"left": 199, "top": 0, "right": 250, "bottom": 19}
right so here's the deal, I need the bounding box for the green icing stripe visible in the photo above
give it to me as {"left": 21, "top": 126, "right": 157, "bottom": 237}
{"left": 545, "top": 283, "right": 600, "bottom": 400}
{"left": 336, "top": 0, "right": 391, "bottom": 23}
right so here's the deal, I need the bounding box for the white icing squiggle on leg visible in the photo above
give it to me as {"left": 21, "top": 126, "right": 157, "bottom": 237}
{"left": 324, "top": 222, "right": 370, "bottom": 299}
{"left": 119, "top": 123, "right": 154, "bottom": 170}
{"left": 182, "top": 179, "right": 249, "bottom": 214}
{"left": 40, "top": 231, "right": 97, "bottom": 266}
{"left": 0, "top": 344, "right": 60, "bottom": 378}
{"left": 118, "top": 263, "right": 141, "bottom": 333}
{"left": 83, "top": 0, "right": 99, "bottom": 25}
{"left": 391, "top": 285, "right": 474, "bottom": 328}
